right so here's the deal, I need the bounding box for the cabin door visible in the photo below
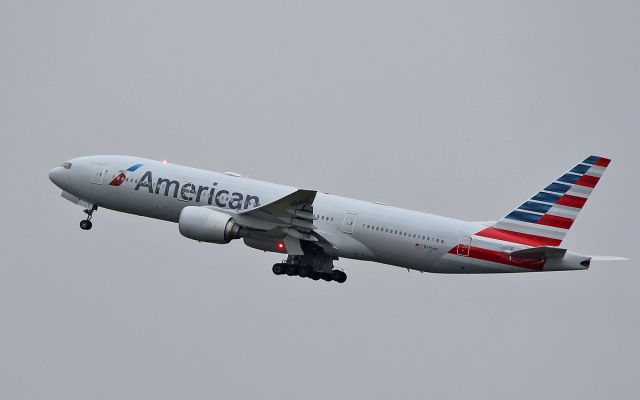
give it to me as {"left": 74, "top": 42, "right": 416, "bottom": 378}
{"left": 456, "top": 235, "right": 472, "bottom": 256}
{"left": 91, "top": 165, "right": 106, "bottom": 184}
{"left": 341, "top": 213, "right": 357, "bottom": 234}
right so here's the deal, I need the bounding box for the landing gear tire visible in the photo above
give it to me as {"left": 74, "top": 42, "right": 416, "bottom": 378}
{"left": 298, "top": 265, "right": 311, "bottom": 278}
{"left": 285, "top": 264, "right": 299, "bottom": 276}
{"left": 80, "top": 205, "right": 97, "bottom": 231}
{"left": 80, "top": 220, "right": 92, "bottom": 230}
{"left": 272, "top": 263, "right": 285, "bottom": 275}
{"left": 331, "top": 269, "right": 347, "bottom": 283}
{"left": 272, "top": 261, "right": 346, "bottom": 284}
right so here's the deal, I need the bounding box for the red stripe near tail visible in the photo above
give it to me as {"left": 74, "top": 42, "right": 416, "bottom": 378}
{"left": 575, "top": 174, "right": 600, "bottom": 188}
{"left": 537, "top": 214, "right": 574, "bottom": 229}
{"left": 448, "top": 246, "right": 545, "bottom": 271}
{"left": 556, "top": 194, "right": 587, "bottom": 209}
{"left": 475, "top": 227, "right": 562, "bottom": 247}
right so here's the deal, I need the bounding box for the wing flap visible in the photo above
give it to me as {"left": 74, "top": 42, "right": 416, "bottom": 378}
{"left": 212, "top": 189, "right": 320, "bottom": 236}
{"left": 240, "top": 189, "right": 316, "bottom": 223}
{"left": 207, "top": 188, "right": 334, "bottom": 249}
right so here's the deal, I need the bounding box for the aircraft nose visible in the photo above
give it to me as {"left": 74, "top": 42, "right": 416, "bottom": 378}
{"left": 49, "top": 167, "right": 63, "bottom": 186}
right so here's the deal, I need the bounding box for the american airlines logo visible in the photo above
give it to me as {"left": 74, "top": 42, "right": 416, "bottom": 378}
{"left": 134, "top": 170, "right": 260, "bottom": 210}
{"left": 109, "top": 163, "right": 143, "bottom": 186}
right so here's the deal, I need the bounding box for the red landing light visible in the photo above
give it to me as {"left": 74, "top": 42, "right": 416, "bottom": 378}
{"left": 162, "top": 160, "right": 168, "bottom": 164}
{"left": 276, "top": 242, "right": 285, "bottom": 250}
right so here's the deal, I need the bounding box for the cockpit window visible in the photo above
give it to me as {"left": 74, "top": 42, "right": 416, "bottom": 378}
{"left": 62, "top": 162, "right": 72, "bottom": 169}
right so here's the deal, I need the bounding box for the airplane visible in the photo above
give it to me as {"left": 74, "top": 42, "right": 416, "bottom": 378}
{"left": 48, "top": 155, "right": 625, "bottom": 283}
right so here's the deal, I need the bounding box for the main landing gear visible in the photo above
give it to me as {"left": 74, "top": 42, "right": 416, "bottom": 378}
{"left": 272, "top": 245, "right": 345, "bottom": 283}
{"left": 80, "top": 205, "right": 98, "bottom": 231}
{"left": 272, "top": 263, "right": 347, "bottom": 284}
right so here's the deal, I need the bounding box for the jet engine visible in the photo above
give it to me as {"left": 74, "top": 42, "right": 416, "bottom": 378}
{"left": 178, "top": 206, "right": 242, "bottom": 244}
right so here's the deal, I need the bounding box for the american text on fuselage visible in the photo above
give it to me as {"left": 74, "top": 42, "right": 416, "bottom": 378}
{"left": 134, "top": 171, "right": 261, "bottom": 210}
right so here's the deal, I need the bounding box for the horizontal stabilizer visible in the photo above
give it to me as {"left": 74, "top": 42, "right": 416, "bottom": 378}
{"left": 505, "top": 246, "right": 567, "bottom": 259}
{"left": 588, "top": 256, "right": 629, "bottom": 262}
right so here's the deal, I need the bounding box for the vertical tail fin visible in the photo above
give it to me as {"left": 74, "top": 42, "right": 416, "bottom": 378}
{"left": 477, "top": 156, "right": 611, "bottom": 247}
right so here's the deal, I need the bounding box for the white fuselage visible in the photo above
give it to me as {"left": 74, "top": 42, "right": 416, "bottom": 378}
{"left": 49, "top": 155, "right": 590, "bottom": 274}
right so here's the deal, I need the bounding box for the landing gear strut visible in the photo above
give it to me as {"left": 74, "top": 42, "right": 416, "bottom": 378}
{"left": 80, "top": 205, "right": 98, "bottom": 231}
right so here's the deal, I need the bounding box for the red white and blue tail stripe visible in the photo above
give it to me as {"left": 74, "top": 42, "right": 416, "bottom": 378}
{"left": 476, "top": 155, "right": 611, "bottom": 247}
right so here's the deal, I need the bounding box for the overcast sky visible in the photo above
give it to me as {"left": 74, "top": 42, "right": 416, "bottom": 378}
{"left": 1, "top": 1, "right": 639, "bottom": 399}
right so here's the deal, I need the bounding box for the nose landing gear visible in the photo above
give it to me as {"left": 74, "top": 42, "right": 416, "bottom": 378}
{"left": 80, "top": 205, "right": 98, "bottom": 230}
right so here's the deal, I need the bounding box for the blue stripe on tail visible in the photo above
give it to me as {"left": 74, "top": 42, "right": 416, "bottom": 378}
{"left": 570, "top": 164, "right": 590, "bottom": 174}
{"left": 519, "top": 201, "right": 553, "bottom": 214}
{"left": 504, "top": 210, "right": 543, "bottom": 223}
{"left": 583, "top": 156, "right": 600, "bottom": 165}
{"left": 532, "top": 192, "right": 562, "bottom": 204}
{"left": 557, "top": 173, "right": 581, "bottom": 184}
{"left": 544, "top": 182, "right": 571, "bottom": 194}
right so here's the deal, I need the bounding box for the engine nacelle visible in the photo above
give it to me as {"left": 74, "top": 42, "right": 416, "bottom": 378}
{"left": 178, "top": 206, "right": 242, "bottom": 244}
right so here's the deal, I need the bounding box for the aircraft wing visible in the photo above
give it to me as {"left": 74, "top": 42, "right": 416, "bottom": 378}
{"left": 206, "top": 189, "right": 328, "bottom": 249}
{"left": 239, "top": 189, "right": 317, "bottom": 228}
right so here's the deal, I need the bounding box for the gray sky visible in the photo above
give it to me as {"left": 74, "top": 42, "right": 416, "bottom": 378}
{"left": 1, "top": 1, "right": 639, "bottom": 399}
